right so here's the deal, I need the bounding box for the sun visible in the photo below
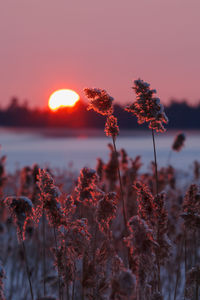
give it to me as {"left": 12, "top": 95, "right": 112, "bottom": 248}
{"left": 48, "top": 89, "right": 80, "bottom": 111}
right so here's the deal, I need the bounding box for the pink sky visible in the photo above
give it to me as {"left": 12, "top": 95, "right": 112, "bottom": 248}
{"left": 0, "top": 0, "right": 200, "bottom": 108}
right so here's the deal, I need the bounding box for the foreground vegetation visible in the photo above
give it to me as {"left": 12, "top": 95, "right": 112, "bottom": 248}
{"left": 0, "top": 146, "right": 199, "bottom": 300}
{"left": 0, "top": 79, "right": 199, "bottom": 300}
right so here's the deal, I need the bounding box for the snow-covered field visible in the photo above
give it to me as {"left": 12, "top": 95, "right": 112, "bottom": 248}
{"left": 0, "top": 127, "right": 199, "bottom": 172}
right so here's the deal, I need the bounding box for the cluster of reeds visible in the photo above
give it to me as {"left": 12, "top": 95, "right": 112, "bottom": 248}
{"left": 0, "top": 79, "right": 199, "bottom": 300}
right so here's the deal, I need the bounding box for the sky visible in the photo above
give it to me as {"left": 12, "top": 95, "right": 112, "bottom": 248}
{"left": 0, "top": 0, "right": 200, "bottom": 108}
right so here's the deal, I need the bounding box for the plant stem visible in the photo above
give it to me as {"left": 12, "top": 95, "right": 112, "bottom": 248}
{"left": 196, "top": 279, "right": 199, "bottom": 300}
{"left": 156, "top": 228, "right": 161, "bottom": 293}
{"left": 72, "top": 277, "right": 75, "bottom": 300}
{"left": 112, "top": 136, "right": 128, "bottom": 231}
{"left": 184, "top": 230, "right": 187, "bottom": 277}
{"left": 42, "top": 211, "right": 46, "bottom": 296}
{"left": 112, "top": 136, "right": 131, "bottom": 268}
{"left": 20, "top": 230, "right": 34, "bottom": 300}
{"left": 92, "top": 223, "right": 98, "bottom": 298}
{"left": 67, "top": 284, "right": 70, "bottom": 300}
{"left": 156, "top": 255, "right": 161, "bottom": 292}
{"left": 53, "top": 226, "right": 62, "bottom": 300}
{"left": 174, "top": 238, "right": 184, "bottom": 300}
{"left": 151, "top": 129, "right": 159, "bottom": 195}
{"left": 151, "top": 129, "right": 162, "bottom": 295}
{"left": 193, "top": 229, "right": 197, "bottom": 265}
{"left": 82, "top": 256, "right": 85, "bottom": 300}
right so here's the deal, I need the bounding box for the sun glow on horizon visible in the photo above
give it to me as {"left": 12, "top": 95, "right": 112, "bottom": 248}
{"left": 48, "top": 89, "right": 80, "bottom": 111}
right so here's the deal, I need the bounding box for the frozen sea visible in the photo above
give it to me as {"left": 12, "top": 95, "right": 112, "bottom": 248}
{"left": 0, "top": 127, "right": 199, "bottom": 173}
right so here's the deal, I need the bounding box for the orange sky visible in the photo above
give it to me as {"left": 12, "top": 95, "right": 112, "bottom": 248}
{"left": 0, "top": 0, "right": 200, "bottom": 108}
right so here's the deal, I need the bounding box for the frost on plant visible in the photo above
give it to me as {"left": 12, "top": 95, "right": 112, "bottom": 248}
{"left": 125, "top": 79, "right": 168, "bottom": 132}
{"left": 84, "top": 88, "right": 114, "bottom": 116}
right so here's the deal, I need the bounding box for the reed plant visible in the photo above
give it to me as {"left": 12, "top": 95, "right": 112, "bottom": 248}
{"left": 0, "top": 82, "right": 199, "bottom": 299}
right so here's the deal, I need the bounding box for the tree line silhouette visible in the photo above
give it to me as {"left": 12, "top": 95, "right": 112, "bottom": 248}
{"left": 0, "top": 97, "right": 200, "bottom": 129}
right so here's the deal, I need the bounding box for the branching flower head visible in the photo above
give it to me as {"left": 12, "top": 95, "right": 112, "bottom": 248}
{"left": 134, "top": 182, "right": 171, "bottom": 263}
{"left": 36, "top": 169, "right": 64, "bottom": 227}
{"left": 124, "top": 216, "right": 158, "bottom": 290}
{"left": 52, "top": 240, "right": 76, "bottom": 286}
{"left": 75, "top": 167, "right": 102, "bottom": 206}
{"left": 65, "top": 218, "right": 91, "bottom": 257}
{"left": 104, "top": 115, "right": 119, "bottom": 139}
{"left": 96, "top": 192, "right": 117, "bottom": 233}
{"left": 53, "top": 218, "right": 91, "bottom": 287}
{"left": 4, "top": 196, "right": 33, "bottom": 241}
{"left": 84, "top": 88, "right": 114, "bottom": 116}
{"left": 181, "top": 184, "right": 200, "bottom": 229}
{"left": 154, "top": 193, "right": 171, "bottom": 263}
{"left": 125, "top": 79, "right": 168, "bottom": 132}
{"left": 125, "top": 215, "right": 158, "bottom": 256}
{"left": 172, "top": 133, "right": 185, "bottom": 152}
{"left": 63, "top": 195, "right": 76, "bottom": 218}
{"left": 133, "top": 181, "right": 155, "bottom": 228}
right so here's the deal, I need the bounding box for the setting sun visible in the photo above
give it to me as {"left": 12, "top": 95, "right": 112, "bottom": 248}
{"left": 48, "top": 89, "right": 80, "bottom": 111}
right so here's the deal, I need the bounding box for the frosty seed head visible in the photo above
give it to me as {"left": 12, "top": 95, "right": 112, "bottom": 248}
{"left": 75, "top": 167, "right": 100, "bottom": 205}
{"left": 84, "top": 87, "right": 114, "bottom": 116}
{"left": 133, "top": 181, "right": 155, "bottom": 227}
{"left": 4, "top": 196, "right": 33, "bottom": 227}
{"left": 125, "top": 79, "right": 168, "bottom": 132}
{"left": 4, "top": 196, "right": 33, "bottom": 241}
{"left": 36, "top": 169, "right": 64, "bottom": 227}
{"left": 96, "top": 192, "right": 117, "bottom": 233}
{"left": 104, "top": 115, "right": 119, "bottom": 139}
{"left": 172, "top": 133, "right": 185, "bottom": 152}
{"left": 181, "top": 184, "right": 200, "bottom": 229}
{"left": 125, "top": 215, "right": 158, "bottom": 256}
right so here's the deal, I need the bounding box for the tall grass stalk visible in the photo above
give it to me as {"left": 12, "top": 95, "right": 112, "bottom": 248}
{"left": 82, "top": 256, "right": 85, "bottom": 300}
{"left": 193, "top": 229, "right": 197, "bottom": 265}
{"left": 112, "top": 136, "right": 128, "bottom": 232}
{"left": 174, "top": 238, "right": 184, "bottom": 300}
{"left": 195, "top": 280, "right": 199, "bottom": 300}
{"left": 151, "top": 129, "right": 162, "bottom": 294}
{"left": 53, "top": 226, "right": 62, "bottom": 300}
{"left": 67, "top": 284, "right": 70, "bottom": 300}
{"left": 72, "top": 273, "right": 76, "bottom": 300}
{"left": 42, "top": 211, "right": 46, "bottom": 296}
{"left": 92, "top": 223, "right": 98, "bottom": 298}
{"left": 184, "top": 230, "right": 187, "bottom": 278}
{"left": 19, "top": 230, "right": 34, "bottom": 300}
{"left": 151, "top": 129, "right": 159, "bottom": 195}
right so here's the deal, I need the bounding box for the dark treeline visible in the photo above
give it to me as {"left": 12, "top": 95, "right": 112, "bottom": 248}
{"left": 0, "top": 97, "right": 200, "bottom": 129}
